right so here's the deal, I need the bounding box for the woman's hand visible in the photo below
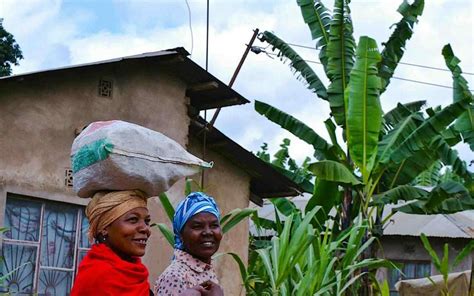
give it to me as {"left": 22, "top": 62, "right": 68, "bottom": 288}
{"left": 199, "top": 281, "right": 224, "bottom": 296}
{"left": 179, "top": 286, "right": 205, "bottom": 296}
{"left": 178, "top": 281, "right": 223, "bottom": 296}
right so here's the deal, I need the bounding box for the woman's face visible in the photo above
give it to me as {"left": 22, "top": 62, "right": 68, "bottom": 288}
{"left": 181, "top": 212, "right": 222, "bottom": 264}
{"left": 104, "top": 207, "right": 151, "bottom": 260}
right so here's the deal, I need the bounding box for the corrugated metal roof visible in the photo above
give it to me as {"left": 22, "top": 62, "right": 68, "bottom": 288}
{"left": 0, "top": 49, "right": 180, "bottom": 80}
{"left": 0, "top": 47, "right": 249, "bottom": 110}
{"left": 383, "top": 204, "right": 474, "bottom": 238}
{"left": 249, "top": 195, "right": 474, "bottom": 238}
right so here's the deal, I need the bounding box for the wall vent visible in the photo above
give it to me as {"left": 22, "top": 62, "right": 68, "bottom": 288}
{"left": 65, "top": 168, "right": 73, "bottom": 187}
{"left": 98, "top": 79, "right": 113, "bottom": 98}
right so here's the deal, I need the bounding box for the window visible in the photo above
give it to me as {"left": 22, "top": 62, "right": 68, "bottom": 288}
{"left": 388, "top": 261, "right": 431, "bottom": 296}
{"left": 1, "top": 194, "right": 91, "bottom": 295}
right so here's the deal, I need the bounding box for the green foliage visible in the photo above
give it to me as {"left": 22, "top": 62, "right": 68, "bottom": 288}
{"left": 420, "top": 233, "right": 474, "bottom": 295}
{"left": 254, "top": 0, "right": 473, "bottom": 293}
{"left": 345, "top": 36, "right": 383, "bottom": 182}
{"left": 296, "top": 0, "right": 331, "bottom": 69}
{"left": 256, "top": 138, "right": 314, "bottom": 193}
{"left": 309, "top": 160, "right": 361, "bottom": 186}
{"left": 260, "top": 31, "right": 328, "bottom": 100}
{"left": 0, "top": 19, "right": 23, "bottom": 77}
{"left": 243, "top": 202, "right": 396, "bottom": 295}
{"left": 378, "top": 0, "right": 424, "bottom": 93}
{"left": 255, "top": 100, "right": 335, "bottom": 160}
{"left": 443, "top": 44, "right": 474, "bottom": 150}
{"left": 325, "top": 0, "right": 356, "bottom": 126}
{"left": 159, "top": 192, "right": 175, "bottom": 222}
{"left": 255, "top": 0, "right": 474, "bottom": 222}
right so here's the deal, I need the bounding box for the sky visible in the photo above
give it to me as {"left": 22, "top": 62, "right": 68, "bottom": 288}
{"left": 1, "top": 0, "right": 473, "bottom": 167}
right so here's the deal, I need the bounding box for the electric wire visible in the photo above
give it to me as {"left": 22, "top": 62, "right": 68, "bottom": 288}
{"left": 283, "top": 42, "right": 474, "bottom": 76}
{"left": 184, "top": 0, "right": 193, "bottom": 55}
{"left": 256, "top": 49, "right": 474, "bottom": 92}
{"left": 205, "top": 0, "right": 209, "bottom": 71}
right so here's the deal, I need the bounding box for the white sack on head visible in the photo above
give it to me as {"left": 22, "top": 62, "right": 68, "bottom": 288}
{"left": 71, "top": 120, "right": 212, "bottom": 198}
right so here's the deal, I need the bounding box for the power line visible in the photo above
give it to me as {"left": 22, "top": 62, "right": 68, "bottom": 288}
{"left": 283, "top": 42, "right": 474, "bottom": 76}
{"left": 184, "top": 0, "right": 193, "bottom": 55}
{"left": 255, "top": 49, "right": 474, "bottom": 92}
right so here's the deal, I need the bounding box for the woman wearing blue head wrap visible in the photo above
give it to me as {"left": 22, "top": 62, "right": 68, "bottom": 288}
{"left": 154, "top": 192, "right": 224, "bottom": 296}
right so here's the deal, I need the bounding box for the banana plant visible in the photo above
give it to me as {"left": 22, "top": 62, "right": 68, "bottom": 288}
{"left": 254, "top": 0, "right": 473, "bottom": 231}
{"left": 255, "top": 2, "right": 473, "bottom": 293}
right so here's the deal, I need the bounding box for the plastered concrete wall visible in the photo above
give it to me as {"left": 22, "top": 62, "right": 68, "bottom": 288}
{"left": 146, "top": 136, "right": 251, "bottom": 295}
{"left": 0, "top": 62, "right": 189, "bottom": 288}
{"left": 0, "top": 63, "right": 189, "bottom": 195}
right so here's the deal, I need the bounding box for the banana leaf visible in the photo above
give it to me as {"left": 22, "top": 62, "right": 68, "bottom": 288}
{"left": 379, "top": 108, "right": 470, "bottom": 188}
{"left": 428, "top": 136, "right": 472, "bottom": 182}
{"left": 455, "top": 104, "right": 474, "bottom": 150}
{"left": 371, "top": 184, "right": 427, "bottom": 206}
{"left": 382, "top": 100, "right": 426, "bottom": 132}
{"left": 414, "top": 160, "right": 443, "bottom": 186}
{"left": 255, "top": 100, "right": 336, "bottom": 160}
{"left": 380, "top": 149, "right": 438, "bottom": 189}
{"left": 251, "top": 214, "right": 277, "bottom": 231}
{"left": 326, "top": 0, "right": 356, "bottom": 126}
{"left": 443, "top": 44, "right": 474, "bottom": 149}
{"left": 441, "top": 125, "right": 462, "bottom": 147}
{"left": 346, "top": 36, "right": 382, "bottom": 182}
{"left": 389, "top": 99, "right": 471, "bottom": 164}
{"left": 261, "top": 31, "right": 328, "bottom": 100}
{"left": 296, "top": 0, "right": 331, "bottom": 69}
{"left": 443, "top": 44, "right": 473, "bottom": 103}
{"left": 271, "top": 138, "right": 291, "bottom": 168}
{"left": 324, "top": 118, "right": 346, "bottom": 159}
{"left": 305, "top": 179, "right": 342, "bottom": 228}
{"left": 379, "top": 0, "right": 424, "bottom": 93}
{"left": 309, "top": 160, "right": 361, "bottom": 186}
{"left": 271, "top": 164, "right": 314, "bottom": 193}
{"left": 377, "top": 112, "right": 424, "bottom": 170}
{"left": 271, "top": 198, "right": 299, "bottom": 217}
{"left": 395, "top": 181, "right": 474, "bottom": 214}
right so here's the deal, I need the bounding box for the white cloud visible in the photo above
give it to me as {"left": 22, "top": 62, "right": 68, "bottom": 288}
{"left": 1, "top": 0, "right": 473, "bottom": 165}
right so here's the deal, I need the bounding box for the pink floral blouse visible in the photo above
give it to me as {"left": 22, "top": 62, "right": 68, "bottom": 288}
{"left": 154, "top": 249, "right": 219, "bottom": 296}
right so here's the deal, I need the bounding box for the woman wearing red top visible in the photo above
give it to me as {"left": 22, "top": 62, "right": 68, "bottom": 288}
{"left": 71, "top": 190, "right": 152, "bottom": 296}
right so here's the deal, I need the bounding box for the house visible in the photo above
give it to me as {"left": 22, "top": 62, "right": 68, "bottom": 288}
{"left": 0, "top": 48, "right": 302, "bottom": 295}
{"left": 378, "top": 209, "right": 474, "bottom": 295}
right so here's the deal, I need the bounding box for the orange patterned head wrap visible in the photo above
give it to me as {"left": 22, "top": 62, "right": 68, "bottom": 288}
{"left": 85, "top": 190, "right": 148, "bottom": 243}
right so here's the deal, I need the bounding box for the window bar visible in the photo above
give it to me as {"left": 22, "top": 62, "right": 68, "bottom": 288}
{"left": 1, "top": 238, "right": 39, "bottom": 246}
{"left": 72, "top": 209, "right": 82, "bottom": 280}
{"left": 33, "top": 204, "right": 45, "bottom": 293}
{"left": 39, "top": 266, "right": 75, "bottom": 272}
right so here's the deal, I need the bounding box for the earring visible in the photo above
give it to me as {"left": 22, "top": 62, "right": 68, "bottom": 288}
{"left": 95, "top": 233, "right": 108, "bottom": 244}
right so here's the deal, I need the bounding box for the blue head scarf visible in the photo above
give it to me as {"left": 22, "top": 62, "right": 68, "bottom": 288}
{"left": 173, "top": 192, "right": 221, "bottom": 250}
